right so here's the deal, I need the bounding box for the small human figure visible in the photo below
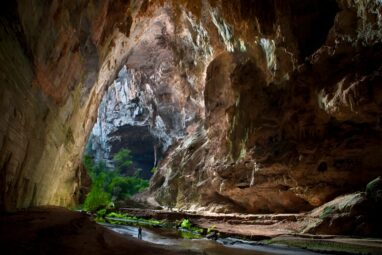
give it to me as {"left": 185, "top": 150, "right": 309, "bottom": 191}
{"left": 138, "top": 226, "right": 142, "bottom": 240}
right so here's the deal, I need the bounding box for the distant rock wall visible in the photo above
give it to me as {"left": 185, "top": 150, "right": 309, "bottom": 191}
{"left": 87, "top": 6, "right": 212, "bottom": 178}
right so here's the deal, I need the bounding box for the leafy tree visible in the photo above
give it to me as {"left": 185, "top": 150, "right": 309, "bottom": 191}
{"left": 83, "top": 185, "right": 111, "bottom": 212}
{"left": 82, "top": 148, "right": 149, "bottom": 211}
{"left": 113, "top": 148, "right": 133, "bottom": 173}
{"left": 83, "top": 164, "right": 112, "bottom": 211}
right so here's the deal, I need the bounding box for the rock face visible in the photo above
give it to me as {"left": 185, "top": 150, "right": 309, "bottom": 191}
{"left": 0, "top": 0, "right": 382, "bottom": 215}
{"left": 149, "top": 0, "right": 382, "bottom": 213}
{"left": 86, "top": 4, "right": 211, "bottom": 176}
{"left": 0, "top": 0, "right": 136, "bottom": 210}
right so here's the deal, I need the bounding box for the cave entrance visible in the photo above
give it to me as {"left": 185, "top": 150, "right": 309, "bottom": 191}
{"left": 82, "top": 66, "right": 173, "bottom": 210}
{"left": 81, "top": 7, "right": 200, "bottom": 210}
{"left": 86, "top": 67, "right": 164, "bottom": 180}
{"left": 86, "top": 66, "right": 170, "bottom": 180}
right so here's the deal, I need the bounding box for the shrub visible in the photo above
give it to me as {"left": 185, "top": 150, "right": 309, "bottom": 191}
{"left": 181, "top": 219, "right": 192, "bottom": 229}
{"left": 83, "top": 186, "right": 111, "bottom": 212}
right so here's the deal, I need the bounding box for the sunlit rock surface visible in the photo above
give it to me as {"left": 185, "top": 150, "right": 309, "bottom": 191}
{"left": 148, "top": 0, "right": 382, "bottom": 213}
{"left": 0, "top": 0, "right": 135, "bottom": 210}
{"left": 87, "top": 6, "right": 211, "bottom": 177}
{"left": 0, "top": 0, "right": 382, "bottom": 217}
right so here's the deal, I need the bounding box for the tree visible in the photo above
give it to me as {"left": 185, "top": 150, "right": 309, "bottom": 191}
{"left": 113, "top": 148, "right": 133, "bottom": 173}
{"left": 82, "top": 148, "right": 149, "bottom": 211}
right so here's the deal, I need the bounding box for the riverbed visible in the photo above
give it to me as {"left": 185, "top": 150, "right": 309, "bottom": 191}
{"left": 103, "top": 223, "right": 327, "bottom": 255}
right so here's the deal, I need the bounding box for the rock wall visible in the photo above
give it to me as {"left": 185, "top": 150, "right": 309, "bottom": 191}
{"left": 0, "top": 0, "right": 138, "bottom": 210}
{"left": 0, "top": 0, "right": 214, "bottom": 211}
{"left": 86, "top": 6, "right": 212, "bottom": 176}
{"left": 0, "top": 0, "right": 382, "bottom": 213}
{"left": 149, "top": 0, "right": 382, "bottom": 213}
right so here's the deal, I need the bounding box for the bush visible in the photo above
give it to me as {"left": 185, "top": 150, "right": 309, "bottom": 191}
{"left": 83, "top": 187, "right": 111, "bottom": 212}
{"left": 181, "top": 219, "right": 192, "bottom": 229}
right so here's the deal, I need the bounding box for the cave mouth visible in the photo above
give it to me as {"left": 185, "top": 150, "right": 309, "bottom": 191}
{"left": 86, "top": 66, "right": 167, "bottom": 180}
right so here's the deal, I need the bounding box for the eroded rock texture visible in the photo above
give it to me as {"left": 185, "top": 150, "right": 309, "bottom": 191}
{"left": 149, "top": 0, "right": 382, "bottom": 213}
{"left": 0, "top": 0, "right": 136, "bottom": 210}
{"left": 0, "top": 0, "right": 382, "bottom": 215}
{"left": 86, "top": 7, "right": 210, "bottom": 176}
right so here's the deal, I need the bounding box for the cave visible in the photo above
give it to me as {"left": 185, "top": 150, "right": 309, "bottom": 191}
{"left": 1, "top": 0, "right": 382, "bottom": 254}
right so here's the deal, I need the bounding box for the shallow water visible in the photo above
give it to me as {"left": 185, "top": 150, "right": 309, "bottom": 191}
{"left": 103, "top": 223, "right": 327, "bottom": 255}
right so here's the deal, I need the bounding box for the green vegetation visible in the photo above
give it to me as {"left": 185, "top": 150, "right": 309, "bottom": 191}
{"left": 207, "top": 224, "right": 216, "bottom": 234}
{"left": 150, "top": 166, "right": 157, "bottom": 174}
{"left": 113, "top": 148, "right": 133, "bottom": 173}
{"left": 180, "top": 230, "right": 203, "bottom": 239}
{"left": 104, "top": 211, "right": 163, "bottom": 227}
{"left": 178, "top": 218, "right": 204, "bottom": 235}
{"left": 96, "top": 212, "right": 211, "bottom": 240}
{"left": 180, "top": 219, "right": 192, "bottom": 229}
{"left": 82, "top": 149, "right": 149, "bottom": 212}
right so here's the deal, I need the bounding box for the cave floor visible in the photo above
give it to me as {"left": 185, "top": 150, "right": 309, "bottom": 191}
{"left": 1, "top": 207, "right": 382, "bottom": 255}
{"left": 118, "top": 208, "right": 382, "bottom": 254}
{"left": 0, "top": 207, "right": 187, "bottom": 255}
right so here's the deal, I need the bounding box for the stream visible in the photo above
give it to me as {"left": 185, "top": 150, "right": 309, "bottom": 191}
{"left": 102, "top": 223, "right": 328, "bottom": 255}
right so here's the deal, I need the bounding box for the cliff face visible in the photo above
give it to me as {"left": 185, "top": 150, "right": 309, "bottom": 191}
{"left": 0, "top": 0, "right": 382, "bottom": 213}
{"left": 149, "top": 0, "right": 382, "bottom": 213}
{"left": 0, "top": 0, "right": 134, "bottom": 210}
{"left": 86, "top": 7, "right": 211, "bottom": 177}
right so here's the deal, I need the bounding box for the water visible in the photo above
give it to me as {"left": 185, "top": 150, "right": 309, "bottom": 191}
{"left": 103, "top": 223, "right": 326, "bottom": 255}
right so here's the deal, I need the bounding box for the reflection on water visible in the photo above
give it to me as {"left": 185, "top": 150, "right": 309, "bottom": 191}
{"left": 103, "top": 223, "right": 326, "bottom": 255}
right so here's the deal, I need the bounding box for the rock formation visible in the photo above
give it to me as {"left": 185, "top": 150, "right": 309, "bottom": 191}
{"left": 86, "top": 4, "right": 211, "bottom": 176}
{"left": 0, "top": 0, "right": 382, "bottom": 219}
{"left": 149, "top": 0, "right": 382, "bottom": 213}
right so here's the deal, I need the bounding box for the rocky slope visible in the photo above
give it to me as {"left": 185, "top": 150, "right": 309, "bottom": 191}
{"left": 0, "top": 0, "right": 382, "bottom": 218}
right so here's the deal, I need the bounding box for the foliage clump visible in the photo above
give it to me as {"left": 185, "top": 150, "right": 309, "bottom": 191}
{"left": 82, "top": 149, "right": 149, "bottom": 212}
{"left": 178, "top": 218, "right": 204, "bottom": 238}
{"left": 181, "top": 219, "right": 192, "bottom": 229}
